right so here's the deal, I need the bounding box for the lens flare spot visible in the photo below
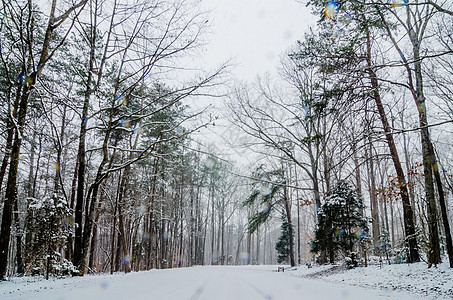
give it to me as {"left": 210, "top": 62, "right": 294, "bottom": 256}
{"left": 392, "top": 0, "right": 408, "bottom": 8}
{"left": 123, "top": 255, "right": 132, "bottom": 264}
{"left": 324, "top": 0, "right": 339, "bottom": 19}
{"left": 99, "top": 281, "right": 109, "bottom": 290}
{"left": 239, "top": 251, "right": 250, "bottom": 262}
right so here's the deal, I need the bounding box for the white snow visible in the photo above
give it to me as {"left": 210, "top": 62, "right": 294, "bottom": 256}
{"left": 289, "top": 260, "right": 453, "bottom": 300}
{"left": 0, "top": 264, "right": 440, "bottom": 299}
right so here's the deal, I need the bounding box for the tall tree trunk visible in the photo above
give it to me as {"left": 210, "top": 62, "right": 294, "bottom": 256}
{"left": 0, "top": 119, "right": 14, "bottom": 194}
{"left": 89, "top": 146, "right": 117, "bottom": 270}
{"left": 196, "top": 188, "right": 203, "bottom": 265}
{"left": 160, "top": 197, "right": 167, "bottom": 269}
{"left": 0, "top": 85, "right": 30, "bottom": 279}
{"left": 147, "top": 155, "right": 160, "bottom": 269}
{"left": 352, "top": 140, "right": 364, "bottom": 210}
{"left": 73, "top": 34, "right": 95, "bottom": 275}
{"left": 263, "top": 224, "right": 267, "bottom": 265}
{"left": 353, "top": 137, "right": 370, "bottom": 263}
{"left": 431, "top": 146, "right": 453, "bottom": 267}
{"left": 115, "top": 230, "right": 122, "bottom": 272}
{"left": 378, "top": 10, "right": 441, "bottom": 266}
{"left": 416, "top": 84, "right": 441, "bottom": 267}
{"left": 294, "top": 165, "right": 301, "bottom": 265}
{"left": 255, "top": 226, "right": 260, "bottom": 265}
{"left": 8, "top": 90, "right": 26, "bottom": 277}
{"left": 408, "top": 5, "right": 442, "bottom": 268}
{"left": 189, "top": 186, "right": 194, "bottom": 266}
{"left": 365, "top": 30, "right": 420, "bottom": 263}
{"left": 179, "top": 213, "right": 184, "bottom": 267}
{"left": 309, "top": 145, "right": 321, "bottom": 213}
{"left": 118, "top": 202, "right": 131, "bottom": 272}
{"left": 66, "top": 159, "right": 78, "bottom": 262}
{"left": 246, "top": 215, "right": 251, "bottom": 265}
{"left": 220, "top": 197, "right": 226, "bottom": 265}
{"left": 13, "top": 200, "right": 23, "bottom": 275}
{"left": 79, "top": 122, "right": 120, "bottom": 274}
{"left": 116, "top": 154, "right": 136, "bottom": 273}
{"left": 400, "top": 111, "right": 416, "bottom": 212}
{"left": 210, "top": 183, "right": 215, "bottom": 264}
{"left": 109, "top": 198, "right": 118, "bottom": 275}
{"left": 365, "top": 136, "right": 380, "bottom": 249}
{"left": 88, "top": 188, "right": 105, "bottom": 271}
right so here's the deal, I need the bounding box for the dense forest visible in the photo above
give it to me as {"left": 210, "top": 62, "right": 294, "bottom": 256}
{"left": 0, "top": 0, "right": 452, "bottom": 280}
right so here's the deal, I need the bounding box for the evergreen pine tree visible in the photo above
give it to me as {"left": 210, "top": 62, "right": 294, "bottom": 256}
{"left": 311, "top": 181, "right": 368, "bottom": 264}
{"left": 25, "top": 195, "right": 73, "bottom": 277}
{"left": 276, "top": 212, "right": 292, "bottom": 264}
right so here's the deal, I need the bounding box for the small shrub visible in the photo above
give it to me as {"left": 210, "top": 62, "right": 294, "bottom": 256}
{"left": 345, "top": 252, "right": 359, "bottom": 269}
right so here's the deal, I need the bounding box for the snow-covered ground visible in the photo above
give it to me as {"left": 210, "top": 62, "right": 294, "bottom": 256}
{"left": 1, "top": 263, "right": 446, "bottom": 300}
{"left": 289, "top": 260, "right": 453, "bottom": 300}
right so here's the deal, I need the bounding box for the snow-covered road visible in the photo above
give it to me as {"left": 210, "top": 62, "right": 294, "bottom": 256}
{"left": 1, "top": 265, "right": 420, "bottom": 300}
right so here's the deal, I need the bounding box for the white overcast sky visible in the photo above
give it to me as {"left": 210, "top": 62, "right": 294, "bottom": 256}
{"left": 189, "top": 0, "right": 318, "bottom": 163}
{"left": 199, "top": 0, "right": 317, "bottom": 81}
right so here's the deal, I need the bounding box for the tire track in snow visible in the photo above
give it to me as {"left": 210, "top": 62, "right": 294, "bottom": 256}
{"left": 188, "top": 279, "right": 210, "bottom": 300}
{"left": 244, "top": 279, "right": 274, "bottom": 300}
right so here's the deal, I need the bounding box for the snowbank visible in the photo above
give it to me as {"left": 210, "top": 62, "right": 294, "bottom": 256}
{"left": 288, "top": 260, "right": 453, "bottom": 299}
